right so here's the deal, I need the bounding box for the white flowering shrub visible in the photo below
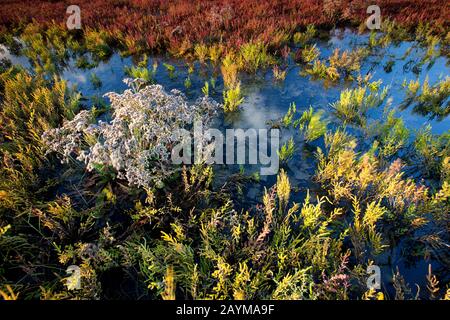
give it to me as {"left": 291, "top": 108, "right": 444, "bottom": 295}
{"left": 43, "top": 79, "right": 221, "bottom": 188}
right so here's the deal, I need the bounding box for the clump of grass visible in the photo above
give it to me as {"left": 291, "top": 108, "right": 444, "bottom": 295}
{"left": 276, "top": 169, "right": 291, "bottom": 210}
{"left": 282, "top": 102, "right": 297, "bottom": 127}
{"left": 413, "top": 125, "right": 450, "bottom": 180}
{"left": 415, "top": 22, "right": 434, "bottom": 43}
{"left": 376, "top": 19, "right": 411, "bottom": 47}
{"left": 280, "top": 103, "right": 327, "bottom": 143}
{"left": 296, "top": 44, "right": 320, "bottom": 64}
{"left": 277, "top": 137, "right": 295, "bottom": 164}
{"left": 293, "top": 25, "right": 316, "bottom": 46}
{"left": 403, "top": 79, "right": 421, "bottom": 96}
{"left": 316, "top": 129, "right": 428, "bottom": 212}
{"left": 422, "top": 35, "right": 440, "bottom": 63}
{"left": 124, "top": 63, "right": 157, "bottom": 84}
{"left": 329, "top": 48, "right": 368, "bottom": 80}
{"left": 0, "top": 69, "right": 80, "bottom": 153}
{"left": 221, "top": 52, "right": 239, "bottom": 88}
{"left": 194, "top": 43, "right": 208, "bottom": 63}
{"left": 402, "top": 76, "right": 450, "bottom": 119}
{"left": 330, "top": 81, "right": 389, "bottom": 126}
{"left": 163, "top": 62, "right": 176, "bottom": 78}
{"left": 202, "top": 81, "right": 209, "bottom": 96}
{"left": 349, "top": 197, "right": 387, "bottom": 256}
{"left": 223, "top": 82, "right": 244, "bottom": 112}
{"left": 272, "top": 65, "right": 287, "bottom": 81}
{"left": 304, "top": 60, "right": 339, "bottom": 81}
{"left": 137, "top": 54, "right": 149, "bottom": 68}
{"left": 85, "top": 29, "right": 113, "bottom": 61}
{"left": 368, "top": 31, "right": 379, "bottom": 49}
{"left": 161, "top": 266, "right": 176, "bottom": 300}
{"left": 184, "top": 76, "right": 192, "bottom": 89}
{"left": 20, "top": 23, "right": 71, "bottom": 75}
{"left": 296, "top": 107, "right": 328, "bottom": 142}
{"left": 238, "top": 41, "right": 272, "bottom": 73}
{"left": 301, "top": 47, "right": 368, "bottom": 81}
{"left": 208, "top": 44, "right": 224, "bottom": 64}
{"left": 372, "top": 110, "right": 410, "bottom": 158}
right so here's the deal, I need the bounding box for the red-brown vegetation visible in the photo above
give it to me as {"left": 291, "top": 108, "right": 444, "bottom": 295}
{"left": 1, "top": 0, "right": 448, "bottom": 54}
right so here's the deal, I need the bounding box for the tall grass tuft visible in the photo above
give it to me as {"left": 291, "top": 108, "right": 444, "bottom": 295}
{"left": 221, "top": 52, "right": 239, "bottom": 89}
{"left": 330, "top": 81, "right": 389, "bottom": 126}
{"left": 296, "top": 107, "right": 328, "bottom": 142}
{"left": 223, "top": 82, "right": 244, "bottom": 112}
{"left": 239, "top": 42, "right": 272, "bottom": 73}
{"left": 277, "top": 137, "right": 295, "bottom": 164}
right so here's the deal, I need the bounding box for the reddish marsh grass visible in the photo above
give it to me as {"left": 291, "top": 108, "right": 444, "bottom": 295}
{"left": 0, "top": 0, "right": 448, "bottom": 55}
